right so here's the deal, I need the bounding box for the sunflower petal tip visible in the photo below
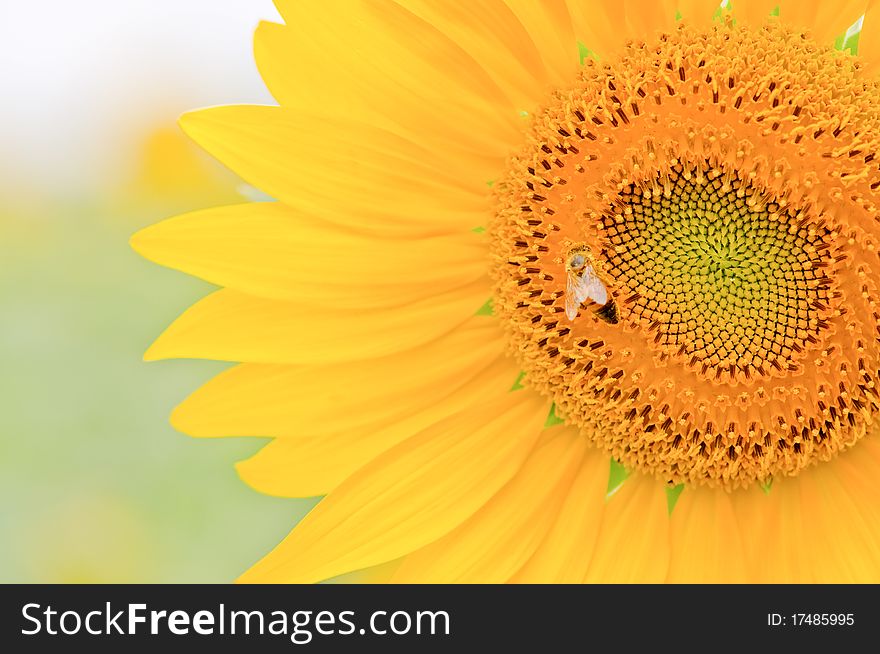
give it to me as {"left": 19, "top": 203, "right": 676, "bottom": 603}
{"left": 141, "top": 346, "right": 161, "bottom": 363}
{"left": 177, "top": 109, "right": 217, "bottom": 141}
{"left": 234, "top": 568, "right": 257, "bottom": 584}
{"left": 232, "top": 458, "right": 250, "bottom": 478}
{"left": 169, "top": 401, "right": 197, "bottom": 435}
{"left": 142, "top": 334, "right": 173, "bottom": 362}
{"left": 234, "top": 567, "right": 284, "bottom": 585}
{"left": 235, "top": 557, "right": 291, "bottom": 585}
{"left": 177, "top": 109, "right": 199, "bottom": 128}
{"left": 128, "top": 229, "right": 143, "bottom": 252}
{"left": 233, "top": 457, "right": 271, "bottom": 494}
{"left": 254, "top": 18, "right": 283, "bottom": 35}
{"left": 128, "top": 224, "right": 162, "bottom": 261}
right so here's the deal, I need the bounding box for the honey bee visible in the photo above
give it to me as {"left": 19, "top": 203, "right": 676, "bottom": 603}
{"left": 565, "top": 245, "right": 619, "bottom": 324}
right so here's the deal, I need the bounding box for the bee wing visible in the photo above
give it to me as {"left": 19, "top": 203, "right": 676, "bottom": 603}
{"left": 565, "top": 264, "right": 609, "bottom": 320}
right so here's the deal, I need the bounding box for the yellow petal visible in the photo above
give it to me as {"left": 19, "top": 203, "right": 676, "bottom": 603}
{"left": 566, "top": 0, "right": 626, "bottom": 58}
{"left": 233, "top": 354, "right": 522, "bottom": 497}
{"left": 130, "top": 202, "right": 486, "bottom": 307}
{"left": 778, "top": 0, "right": 867, "bottom": 45}
{"left": 254, "top": 2, "right": 519, "bottom": 166}
{"left": 238, "top": 391, "right": 551, "bottom": 583}
{"left": 729, "top": 0, "right": 782, "bottom": 27}
{"left": 623, "top": 0, "right": 679, "bottom": 39}
{"left": 583, "top": 472, "right": 670, "bottom": 583}
{"left": 328, "top": 559, "right": 404, "bottom": 584}
{"left": 862, "top": 0, "right": 880, "bottom": 69}
{"left": 144, "top": 284, "right": 486, "bottom": 365}
{"left": 672, "top": 0, "right": 718, "bottom": 28}
{"left": 732, "top": 436, "right": 880, "bottom": 583}
{"left": 567, "top": 1, "right": 681, "bottom": 60}
{"left": 732, "top": 481, "right": 810, "bottom": 582}
{"left": 807, "top": 437, "right": 880, "bottom": 582}
{"left": 390, "top": 427, "right": 586, "bottom": 583}
{"left": 270, "top": 0, "right": 510, "bottom": 103}
{"left": 510, "top": 445, "right": 609, "bottom": 583}
{"left": 666, "top": 488, "right": 748, "bottom": 583}
{"left": 504, "top": 0, "right": 578, "bottom": 85}
{"left": 394, "top": 0, "right": 554, "bottom": 109}
{"left": 179, "top": 106, "right": 491, "bottom": 237}
{"left": 172, "top": 317, "right": 506, "bottom": 438}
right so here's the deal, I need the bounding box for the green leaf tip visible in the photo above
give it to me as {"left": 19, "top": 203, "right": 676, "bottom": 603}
{"left": 577, "top": 41, "right": 598, "bottom": 65}
{"left": 666, "top": 484, "right": 685, "bottom": 515}
{"left": 475, "top": 298, "right": 493, "bottom": 316}
{"left": 760, "top": 477, "right": 773, "bottom": 495}
{"left": 544, "top": 403, "right": 565, "bottom": 428}
{"left": 712, "top": 0, "right": 732, "bottom": 24}
{"left": 510, "top": 371, "right": 526, "bottom": 392}
{"left": 606, "top": 458, "right": 630, "bottom": 499}
{"left": 835, "top": 21, "right": 861, "bottom": 56}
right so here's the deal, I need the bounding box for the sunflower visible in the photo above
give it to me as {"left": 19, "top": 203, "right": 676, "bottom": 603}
{"left": 131, "top": 0, "right": 880, "bottom": 583}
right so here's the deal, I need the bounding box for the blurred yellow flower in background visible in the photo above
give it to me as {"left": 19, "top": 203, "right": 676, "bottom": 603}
{"left": 115, "top": 126, "right": 244, "bottom": 216}
{"left": 134, "top": 0, "right": 880, "bottom": 583}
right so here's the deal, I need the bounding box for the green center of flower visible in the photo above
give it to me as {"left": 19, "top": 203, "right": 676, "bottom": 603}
{"left": 601, "top": 162, "right": 834, "bottom": 378}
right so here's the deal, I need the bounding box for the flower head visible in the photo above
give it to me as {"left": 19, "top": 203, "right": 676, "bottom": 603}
{"left": 493, "top": 19, "right": 878, "bottom": 488}
{"left": 133, "top": 0, "right": 880, "bottom": 582}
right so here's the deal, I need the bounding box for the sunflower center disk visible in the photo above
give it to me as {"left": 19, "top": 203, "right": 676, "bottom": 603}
{"left": 491, "top": 20, "right": 880, "bottom": 488}
{"left": 607, "top": 166, "right": 833, "bottom": 379}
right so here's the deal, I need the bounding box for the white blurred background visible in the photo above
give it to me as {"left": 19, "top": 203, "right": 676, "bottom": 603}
{"left": 0, "top": 0, "right": 278, "bottom": 196}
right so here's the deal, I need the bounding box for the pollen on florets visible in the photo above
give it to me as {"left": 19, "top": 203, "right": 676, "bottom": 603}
{"left": 490, "top": 19, "right": 880, "bottom": 488}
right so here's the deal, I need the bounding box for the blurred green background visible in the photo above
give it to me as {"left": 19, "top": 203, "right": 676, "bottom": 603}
{"left": 0, "top": 1, "right": 313, "bottom": 582}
